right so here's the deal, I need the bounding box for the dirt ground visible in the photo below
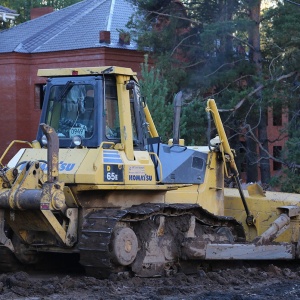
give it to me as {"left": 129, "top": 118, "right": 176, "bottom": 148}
{"left": 0, "top": 262, "right": 300, "bottom": 300}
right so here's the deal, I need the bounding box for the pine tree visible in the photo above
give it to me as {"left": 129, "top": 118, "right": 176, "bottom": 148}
{"left": 261, "top": 0, "right": 300, "bottom": 192}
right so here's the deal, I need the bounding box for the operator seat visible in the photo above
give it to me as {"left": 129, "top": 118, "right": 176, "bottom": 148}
{"left": 79, "top": 96, "right": 94, "bottom": 137}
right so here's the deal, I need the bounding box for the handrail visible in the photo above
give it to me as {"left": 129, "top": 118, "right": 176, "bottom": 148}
{"left": 206, "top": 99, "right": 254, "bottom": 226}
{"left": 0, "top": 140, "right": 33, "bottom": 167}
{"left": 206, "top": 99, "right": 238, "bottom": 177}
{"left": 143, "top": 105, "right": 159, "bottom": 138}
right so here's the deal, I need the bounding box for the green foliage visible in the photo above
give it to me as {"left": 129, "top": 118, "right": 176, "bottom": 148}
{"left": 260, "top": 1, "right": 300, "bottom": 191}
{"left": 140, "top": 55, "right": 208, "bottom": 146}
{"left": 270, "top": 171, "right": 300, "bottom": 194}
{"left": 269, "top": 128, "right": 300, "bottom": 194}
{"left": 127, "top": 0, "right": 199, "bottom": 99}
{"left": 139, "top": 55, "right": 173, "bottom": 143}
{"left": 129, "top": 0, "right": 172, "bottom": 12}
{"left": 180, "top": 100, "right": 207, "bottom": 145}
{"left": 285, "top": 137, "right": 300, "bottom": 166}
{"left": 263, "top": 2, "right": 300, "bottom": 73}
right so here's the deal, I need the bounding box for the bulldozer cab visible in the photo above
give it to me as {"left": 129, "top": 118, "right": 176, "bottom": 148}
{"left": 36, "top": 68, "right": 145, "bottom": 151}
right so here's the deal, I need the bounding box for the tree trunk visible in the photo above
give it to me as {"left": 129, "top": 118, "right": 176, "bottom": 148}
{"left": 258, "top": 108, "right": 270, "bottom": 183}
{"left": 246, "top": 125, "right": 258, "bottom": 183}
{"left": 247, "top": 0, "right": 270, "bottom": 183}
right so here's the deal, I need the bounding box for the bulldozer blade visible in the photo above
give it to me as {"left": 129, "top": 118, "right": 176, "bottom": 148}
{"left": 205, "top": 243, "right": 294, "bottom": 260}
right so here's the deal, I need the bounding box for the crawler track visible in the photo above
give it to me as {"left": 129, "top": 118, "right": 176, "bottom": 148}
{"left": 78, "top": 203, "right": 245, "bottom": 278}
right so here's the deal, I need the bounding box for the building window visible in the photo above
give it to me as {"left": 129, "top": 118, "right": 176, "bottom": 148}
{"left": 273, "top": 102, "right": 282, "bottom": 126}
{"left": 273, "top": 146, "right": 282, "bottom": 170}
{"left": 34, "top": 84, "right": 45, "bottom": 109}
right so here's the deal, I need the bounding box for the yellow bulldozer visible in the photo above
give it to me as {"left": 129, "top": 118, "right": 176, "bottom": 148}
{"left": 0, "top": 66, "right": 299, "bottom": 278}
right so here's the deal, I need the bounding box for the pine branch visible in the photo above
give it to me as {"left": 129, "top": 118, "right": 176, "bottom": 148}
{"left": 204, "top": 59, "right": 244, "bottom": 78}
{"left": 243, "top": 124, "right": 300, "bottom": 169}
{"left": 148, "top": 11, "right": 200, "bottom": 26}
{"left": 227, "top": 34, "right": 255, "bottom": 51}
{"left": 170, "top": 33, "right": 198, "bottom": 57}
{"left": 220, "top": 71, "right": 298, "bottom": 112}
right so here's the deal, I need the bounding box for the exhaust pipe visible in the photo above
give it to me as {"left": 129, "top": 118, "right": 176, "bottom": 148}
{"left": 172, "top": 91, "right": 182, "bottom": 145}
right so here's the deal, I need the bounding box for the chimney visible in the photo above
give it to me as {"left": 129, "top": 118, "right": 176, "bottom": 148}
{"left": 30, "top": 7, "right": 54, "bottom": 20}
{"left": 99, "top": 31, "right": 111, "bottom": 44}
{"left": 119, "top": 32, "right": 130, "bottom": 45}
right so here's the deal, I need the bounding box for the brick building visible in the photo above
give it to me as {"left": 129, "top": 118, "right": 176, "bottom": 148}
{"left": 237, "top": 107, "right": 289, "bottom": 182}
{"left": 0, "top": 0, "right": 144, "bottom": 159}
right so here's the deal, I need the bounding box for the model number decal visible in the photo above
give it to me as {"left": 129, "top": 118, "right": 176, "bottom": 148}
{"left": 128, "top": 165, "right": 153, "bottom": 181}
{"left": 104, "top": 165, "right": 124, "bottom": 182}
{"left": 128, "top": 174, "right": 153, "bottom": 181}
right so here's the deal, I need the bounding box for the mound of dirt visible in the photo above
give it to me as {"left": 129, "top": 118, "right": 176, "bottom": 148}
{"left": 0, "top": 263, "right": 300, "bottom": 299}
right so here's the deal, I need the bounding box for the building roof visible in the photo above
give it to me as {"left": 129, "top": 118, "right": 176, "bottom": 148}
{"left": 0, "top": 6, "right": 17, "bottom": 14}
{"left": 0, "top": 5, "right": 19, "bottom": 22}
{"left": 0, "top": 0, "right": 137, "bottom": 54}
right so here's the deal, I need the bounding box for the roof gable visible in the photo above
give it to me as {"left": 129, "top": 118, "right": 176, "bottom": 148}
{"left": 0, "top": 0, "right": 137, "bottom": 54}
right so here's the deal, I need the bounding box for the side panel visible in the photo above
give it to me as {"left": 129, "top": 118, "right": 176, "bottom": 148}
{"left": 17, "top": 148, "right": 89, "bottom": 183}
{"left": 76, "top": 148, "right": 158, "bottom": 186}
{"left": 165, "top": 151, "right": 225, "bottom": 216}
{"left": 153, "top": 144, "right": 207, "bottom": 184}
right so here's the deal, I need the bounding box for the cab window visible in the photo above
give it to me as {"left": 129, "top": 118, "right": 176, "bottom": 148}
{"left": 105, "top": 80, "right": 120, "bottom": 139}
{"left": 105, "top": 80, "right": 138, "bottom": 141}
{"left": 45, "top": 84, "right": 95, "bottom": 139}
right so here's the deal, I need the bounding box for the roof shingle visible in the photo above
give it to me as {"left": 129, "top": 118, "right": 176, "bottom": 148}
{"left": 0, "top": 0, "right": 137, "bottom": 54}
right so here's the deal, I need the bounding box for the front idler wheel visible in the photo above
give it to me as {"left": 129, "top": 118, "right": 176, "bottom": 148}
{"left": 111, "top": 227, "right": 138, "bottom": 266}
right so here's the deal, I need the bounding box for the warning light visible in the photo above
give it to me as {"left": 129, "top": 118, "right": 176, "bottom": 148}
{"left": 72, "top": 70, "right": 79, "bottom": 76}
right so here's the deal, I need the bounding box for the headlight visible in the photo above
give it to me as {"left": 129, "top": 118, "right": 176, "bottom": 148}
{"left": 72, "top": 135, "right": 82, "bottom": 146}
{"left": 210, "top": 136, "right": 221, "bottom": 147}
{"left": 41, "top": 135, "right": 48, "bottom": 146}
